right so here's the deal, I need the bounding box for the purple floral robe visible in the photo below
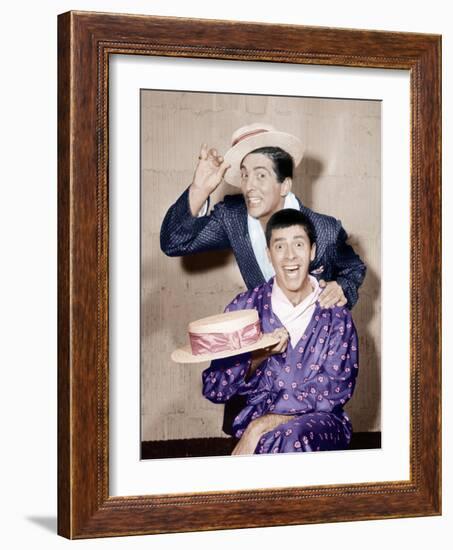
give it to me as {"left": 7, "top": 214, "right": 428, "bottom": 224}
{"left": 202, "top": 278, "right": 359, "bottom": 453}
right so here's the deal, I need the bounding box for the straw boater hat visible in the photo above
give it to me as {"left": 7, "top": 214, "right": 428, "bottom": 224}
{"left": 223, "top": 123, "right": 304, "bottom": 187}
{"left": 171, "top": 309, "right": 279, "bottom": 364}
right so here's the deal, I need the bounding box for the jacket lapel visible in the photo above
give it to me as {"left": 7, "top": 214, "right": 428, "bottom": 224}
{"left": 295, "top": 196, "right": 327, "bottom": 271}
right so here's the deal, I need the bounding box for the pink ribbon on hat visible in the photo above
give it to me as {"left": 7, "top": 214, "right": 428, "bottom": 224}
{"left": 189, "top": 320, "right": 261, "bottom": 356}
{"left": 231, "top": 128, "right": 270, "bottom": 147}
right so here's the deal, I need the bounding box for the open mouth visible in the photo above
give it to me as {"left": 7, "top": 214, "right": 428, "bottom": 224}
{"left": 247, "top": 196, "right": 262, "bottom": 206}
{"left": 283, "top": 265, "right": 300, "bottom": 276}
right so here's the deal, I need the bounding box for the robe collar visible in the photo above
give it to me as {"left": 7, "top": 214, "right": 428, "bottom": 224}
{"left": 271, "top": 275, "right": 321, "bottom": 347}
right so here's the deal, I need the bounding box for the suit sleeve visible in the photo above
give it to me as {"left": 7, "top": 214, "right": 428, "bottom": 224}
{"left": 160, "top": 187, "right": 230, "bottom": 256}
{"left": 334, "top": 222, "right": 367, "bottom": 309}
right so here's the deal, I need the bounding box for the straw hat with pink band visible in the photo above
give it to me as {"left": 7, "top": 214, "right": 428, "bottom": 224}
{"left": 223, "top": 123, "right": 304, "bottom": 187}
{"left": 171, "top": 309, "right": 279, "bottom": 364}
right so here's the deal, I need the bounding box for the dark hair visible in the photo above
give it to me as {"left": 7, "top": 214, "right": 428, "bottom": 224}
{"left": 245, "top": 146, "right": 293, "bottom": 182}
{"left": 265, "top": 209, "right": 316, "bottom": 247}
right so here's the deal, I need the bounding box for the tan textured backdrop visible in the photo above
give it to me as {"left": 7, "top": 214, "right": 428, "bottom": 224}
{"left": 141, "top": 90, "right": 381, "bottom": 442}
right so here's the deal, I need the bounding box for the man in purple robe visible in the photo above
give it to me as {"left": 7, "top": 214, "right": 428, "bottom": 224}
{"left": 202, "top": 209, "right": 359, "bottom": 455}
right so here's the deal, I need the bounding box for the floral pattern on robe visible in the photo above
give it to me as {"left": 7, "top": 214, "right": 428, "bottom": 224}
{"left": 202, "top": 278, "right": 359, "bottom": 453}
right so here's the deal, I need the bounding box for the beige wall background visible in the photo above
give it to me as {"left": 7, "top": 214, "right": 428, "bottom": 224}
{"left": 141, "top": 90, "right": 381, "bottom": 442}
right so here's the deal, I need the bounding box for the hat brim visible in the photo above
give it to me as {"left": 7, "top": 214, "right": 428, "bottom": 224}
{"left": 171, "top": 333, "right": 280, "bottom": 364}
{"left": 223, "top": 131, "right": 304, "bottom": 188}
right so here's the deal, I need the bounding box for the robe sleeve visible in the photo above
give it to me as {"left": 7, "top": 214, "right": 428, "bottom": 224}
{"left": 202, "top": 353, "right": 258, "bottom": 403}
{"left": 160, "top": 187, "right": 230, "bottom": 256}
{"left": 201, "top": 288, "right": 264, "bottom": 403}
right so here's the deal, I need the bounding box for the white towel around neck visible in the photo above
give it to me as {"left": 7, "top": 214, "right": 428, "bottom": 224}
{"left": 271, "top": 275, "right": 321, "bottom": 347}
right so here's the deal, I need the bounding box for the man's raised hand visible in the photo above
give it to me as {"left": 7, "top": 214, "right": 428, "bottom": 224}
{"left": 188, "top": 144, "right": 230, "bottom": 216}
{"left": 194, "top": 144, "right": 230, "bottom": 193}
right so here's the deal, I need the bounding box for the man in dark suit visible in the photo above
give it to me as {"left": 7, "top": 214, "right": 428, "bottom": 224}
{"left": 160, "top": 123, "right": 366, "bottom": 309}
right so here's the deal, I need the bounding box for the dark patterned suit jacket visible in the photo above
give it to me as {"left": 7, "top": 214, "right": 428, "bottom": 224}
{"left": 160, "top": 187, "right": 366, "bottom": 308}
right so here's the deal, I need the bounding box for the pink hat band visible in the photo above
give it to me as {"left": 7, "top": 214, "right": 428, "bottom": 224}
{"left": 171, "top": 309, "right": 279, "bottom": 363}
{"left": 189, "top": 320, "right": 261, "bottom": 356}
{"left": 231, "top": 128, "right": 269, "bottom": 147}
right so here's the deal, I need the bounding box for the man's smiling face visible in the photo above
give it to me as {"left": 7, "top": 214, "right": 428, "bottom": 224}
{"left": 240, "top": 153, "right": 291, "bottom": 223}
{"left": 267, "top": 224, "right": 316, "bottom": 295}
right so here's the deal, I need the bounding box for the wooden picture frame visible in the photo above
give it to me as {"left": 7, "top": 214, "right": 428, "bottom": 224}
{"left": 58, "top": 10, "right": 441, "bottom": 539}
